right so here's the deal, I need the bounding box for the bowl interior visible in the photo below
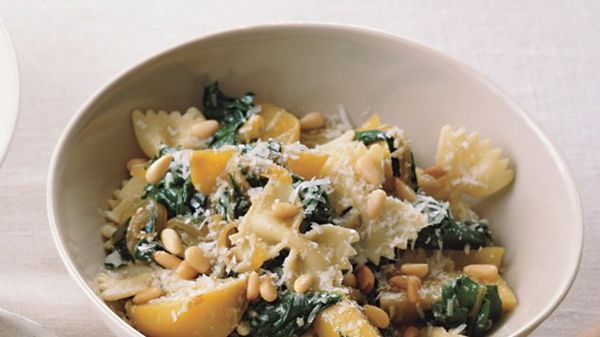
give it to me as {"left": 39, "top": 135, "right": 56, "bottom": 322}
{"left": 49, "top": 24, "right": 582, "bottom": 337}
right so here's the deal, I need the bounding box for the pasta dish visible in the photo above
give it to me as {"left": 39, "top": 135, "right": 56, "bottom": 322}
{"left": 96, "top": 82, "right": 517, "bottom": 337}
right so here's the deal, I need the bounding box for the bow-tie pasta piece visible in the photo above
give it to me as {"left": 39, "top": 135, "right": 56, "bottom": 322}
{"left": 436, "top": 125, "right": 514, "bottom": 198}
{"left": 105, "top": 176, "right": 146, "bottom": 225}
{"left": 355, "top": 196, "right": 427, "bottom": 265}
{"left": 318, "top": 131, "right": 424, "bottom": 265}
{"left": 96, "top": 266, "right": 155, "bottom": 301}
{"left": 132, "top": 107, "right": 206, "bottom": 157}
{"left": 229, "top": 167, "right": 359, "bottom": 290}
{"left": 317, "top": 130, "right": 376, "bottom": 215}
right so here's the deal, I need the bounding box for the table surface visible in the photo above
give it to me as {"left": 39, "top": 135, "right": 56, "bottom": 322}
{"left": 0, "top": 1, "right": 598, "bottom": 336}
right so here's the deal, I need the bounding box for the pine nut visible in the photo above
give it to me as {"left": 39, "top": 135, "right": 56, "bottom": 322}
{"left": 126, "top": 158, "right": 147, "bottom": 172}
{"left": 145, "top": 154, "right": 172, "bottom": 184}
{"left": 239, "top": 114, "right": 265, "bottom": 142}
{"left": 342, "top": 273, "right": 358, "bottom": 288}
{"left": 365, "top": 189, "right": 387, "bottom": 219}
{"left": 156, "top": 203, "right": 168, "bottom": 227}
{"left": 394, "top": 178, "right": 417, "bottom": 202}
{"left": 272, "top": 200, "right": 300, "bottom": 219}
{"left": 403, "top": 326, "right": 420, "bottom": 337}
{"left": 184, "top": 246, "right": 211, "bottom": 274}
{"left": 389, "top": 275, "right": 409, "bottom": 289}
{"left": 400, "top": 263, "right": 429, "bottom": 279}
{"left": 300, "top": 111, "right": 326, "bottom": 130}
{"left": 161, "top": 228, "right": 184, "bottom": 256}
{"left": 363, "top": 304, "right": 390, "bottom": 329}
{"left": 367, "top": 142, "right": 385, "bottom": 166}
{"left": 356, "top": 265, "right": 375, "bottom": 294}
{"left": 132, "top": 287, "right": 162, "bottom": 305}
{"left": 407, "top": 276, "right": 421, "bottom": 303}
{"left": 356, "top": 156, "right": 383, "bottom": 185}
{"left": 101, "top": 223, "right": 117, "bottom": 239}
{"left": 463, "top": 264, "right": 499, "bottom": 283}
{"left": 175, "top": 260, "right": 199, "bottom": 280}
{"left": 259, "top": 275, "right": 278, "bottom": 302}
{"left": 192, "top": 120, "right": 220, "bottom": 139}
{"left": 246, "top": 271, "right": 260, "bottom": 301}
{"left": 424, "top": 165, "right": 446, "bottom": 179}
{"left": 153, "top": 251, "right": 182, "bottom": 269}
{"left": 294, "top": 273, "right": 314, "bottom": 293}
{"left": 236, "top": 321, "right": 251, "bottom": 336}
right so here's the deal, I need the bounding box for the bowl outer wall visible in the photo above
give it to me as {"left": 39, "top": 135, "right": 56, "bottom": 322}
{"left": 47, "top": 23, "right": 583, "bottom": 337}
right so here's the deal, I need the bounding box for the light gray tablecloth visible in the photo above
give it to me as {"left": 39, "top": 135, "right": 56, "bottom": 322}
{"left": 0, "top": 1, "right": 598, "bottom": 336}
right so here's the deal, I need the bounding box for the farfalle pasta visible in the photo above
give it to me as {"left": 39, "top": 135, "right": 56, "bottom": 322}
{"left": 96, "top": 82, "right": 517, "bottom": 337}
{"left": 104, "top": 176, "right": 146, "bottom": 225}
{"left": 419, "top": 126, "right": 515, "bottom": 220}
{"left": 132, "top": 107, "right": 206, "bottom": 157}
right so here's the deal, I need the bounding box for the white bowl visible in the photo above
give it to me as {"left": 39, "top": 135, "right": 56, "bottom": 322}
{"left": 0, "top": 17, "right": 19, "bottom": 165}
{"left": 47, "top": 23, "right": 582, "bottom": 337}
